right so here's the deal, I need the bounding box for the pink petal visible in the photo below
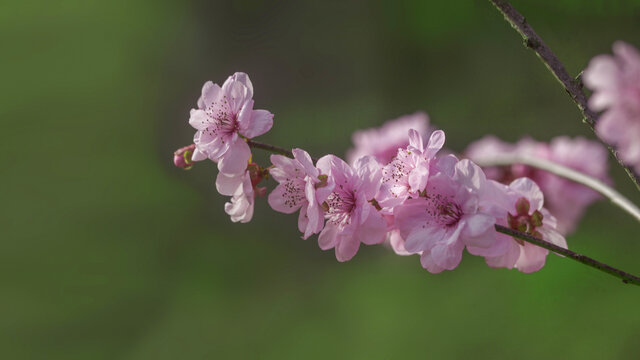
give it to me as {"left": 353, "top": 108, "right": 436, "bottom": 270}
{"left": 241, "top": 109, "right": 274, "bottom": 138}
{"left": 268, "top": 183, "right": 303, "bottom": 214}
{"left": 463, "top": 213, "right": 496, "bottom": 238}
{"left": 189, "top": 109, "right": 209, "bottom": 130}
{"left": 515, "top": 242, "right": 548, "bottom": 273}
{"left": 335, "top": 235, "right": 360, "bottom": 262}
{"left": 509, "top": 177, "right": 544, "bottom": 211}
{"left": 318, "top": 223, "right": 339, "bottom": 250}
{"left": 197, "top": 81, "right": 222, "bottom": 110}
{"left": 355, "top": 205, "right": 387, "bottom": 245}
{"left": 420, "top": 250, "right": 446, "bottom": 274}
{"left": 408, "top": 129, "right": 424, "bottom": 152}
{"left": 191, "top": 147, "right": 207, "bottom": 162}
{"left": 293, "top": 149, "right": 318, "bottom": 177}
{"left": 408, "top": 164, "right": 429, "bottom": 193}
{"left": 216, "top": 172, "right": 244, "bottom": 196}
{"left": 218, "top": 138, "right": 251, "bottom": 175}
{"left": 354, "top": 155, "right": 382, "bottom": 199}
{"left": 297, "top": 205, "right": 309, "bottom": 235}
{"left": 229, "top": 72, "right": 254, "bottom": 99}
{"left": 425, "top": 130, "right": 445, "bottom": 159}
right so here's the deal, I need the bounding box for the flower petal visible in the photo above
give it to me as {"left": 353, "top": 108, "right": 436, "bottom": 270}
{"left": 218, "top": 138, "right": 251, "bottom": 175}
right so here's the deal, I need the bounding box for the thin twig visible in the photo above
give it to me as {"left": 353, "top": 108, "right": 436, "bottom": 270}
{"left": 489, "top": 0, "right": 640, "bottom": 193}
{"left": 247, "top": 139, "right": 319, "bottom": 162}
{"left": 474, "top": 154, "right": 640, "bottom": 223}
{"left": 495, "top": 224, "right": 640, "bottom": 286}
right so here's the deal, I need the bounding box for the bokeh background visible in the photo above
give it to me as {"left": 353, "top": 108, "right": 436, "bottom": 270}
{"left": 3, "top": 0, "right": 640, "bottom": 358}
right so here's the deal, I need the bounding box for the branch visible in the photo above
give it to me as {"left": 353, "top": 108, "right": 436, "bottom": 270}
{"left": 495, "top": 225, "right": 640, "bottom": 286}
{"left": 489, "top": 0, "right": 640, "bottom": 193}
{"left": 247, "top": 139, "right": 319, "bottom": 162}
{"left": 474, "top": 154, "right": 640, "bottom": 223}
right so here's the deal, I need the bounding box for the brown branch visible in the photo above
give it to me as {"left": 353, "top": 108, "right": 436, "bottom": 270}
{"left": 495, "top": 225, "right": 640, "bottom": 286}
{"left": 489, "top": 0, "right": 640, "bottom": 193}
{"left": 247, "top": 139, "right": 319, "bottom": 162}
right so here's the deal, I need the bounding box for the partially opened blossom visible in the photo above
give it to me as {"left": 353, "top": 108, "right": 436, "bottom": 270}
{"left": 380, "top": 129, "right": 445, "bottom": 206}
{"left": 316, "top": 155, "right": 387, "bottom": 262}
{"left": 189, "top": 72, "right": 274, "bottom": 175}
{"left": 583, "top": 41, "right": 640, "bottom": 173}
{"left": 465, "top": 135, "right": 611, "bottom": 234}
{"left": 346, "top": 112, "right": 430, "bottom": 165}
{"left": 393, "top": 159, "right": 499, "bottom": 273}
{"left": 476, "top": 178, "right": 567, "bottom": 273}
{"left": 268, "top": 149, "right": 334, "bottom": 239}
{"left": 216, "top": 171, "right": 255, "bottom": 223}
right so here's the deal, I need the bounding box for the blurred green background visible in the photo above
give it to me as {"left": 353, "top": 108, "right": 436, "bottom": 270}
{"left": 3, "top": 0, "right": 640, "bottom": 358}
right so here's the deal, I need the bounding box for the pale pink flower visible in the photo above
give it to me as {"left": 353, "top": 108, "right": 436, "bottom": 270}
{"left": 393, "top": 159, "right": 498, "bottom": 273}
{"left": 316, "top": 155, "right": 388, "bottom": 262}
{"left": 216, "top": 170, "right": 256, "bottom": 223}
{"left": 584, "top": 41, "right": 640, "bottom": 173}
{"left": 380, "top": 129, "right": 445, "bottom": 206}
{"left": 268, "top": 149, "right": 334, "bottom": 239}
{"left": 476, "top": 178, "right": 568, "bottom": 274}
{"left": 465, "top": 136, "right": 611, "bottom": 234}
{"left": 346, "top": 112, "right": 430, "bottom": 165}
{"left": 189, "top": 72, "right": 274, "bottom": 175}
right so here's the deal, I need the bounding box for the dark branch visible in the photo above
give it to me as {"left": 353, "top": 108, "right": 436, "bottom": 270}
{"left": 495, "top": 225, "right": 640, "bottom": 286}
{"left": 247, "top": 139, "right": 319, "bottom": 162}
{"left": 489, "top": 0, "right": 640, "bottom": 192}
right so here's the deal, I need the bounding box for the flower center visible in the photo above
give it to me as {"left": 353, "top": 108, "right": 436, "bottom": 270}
{"left": 424, "top": 193, "right": 463, "bottom": 227}
{"left": 325, "top": 185, "right": 356, "bottom": 225}
{"left": 205, "top": 96, "right": 239, "bottom": 137}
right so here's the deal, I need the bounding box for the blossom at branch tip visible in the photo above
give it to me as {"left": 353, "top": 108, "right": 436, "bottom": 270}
{"left": 475, "top": 178, "right": 567, "bottom": 273}
{"left": 465, "top": 135, "right": 611, "bottom": 234}
{"left": 583, "top": 41, "right": 640, "bottom": 174}
{"left": 268, "top": 149, "right": 335, "bottom": 239}
{"left": 393, "top": 159, "right": 499, "bottom": 273}
{"left": 189, "top": 72, "right": 274, "bottom": 175}
{"left": 316, "top": 155, "right": 388, "bottom": 262}
{"left": 346, "top": 112, "right": 431, "bottom": 166}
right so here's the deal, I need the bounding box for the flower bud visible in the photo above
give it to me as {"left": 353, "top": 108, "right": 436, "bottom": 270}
{"left": 173, "top": 144, "right": 196, "bottom": 170}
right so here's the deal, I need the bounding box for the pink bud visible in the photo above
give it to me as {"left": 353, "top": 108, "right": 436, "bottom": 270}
{"left": 173, "top": 144, "right": 196, "bottom": 169}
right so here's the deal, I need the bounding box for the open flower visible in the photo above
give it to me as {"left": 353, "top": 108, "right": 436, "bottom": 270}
{"left": 380, "top": 129, "right": 445, "bottom": 206}
{"left": 478, "top": 178, "right": 568, "bottom": 273}
{"left": 583, "top": 41, "right": 640, "bottom": 174}
{"left": 216, "top": 162, "right": 267, "bottom": 223}
{"left": 316, "top": 155, "right": 387, "bottom": 262}
{"left": 393, "top": 159, "right": 498, "bottom": 273}
{"left": 268, "top": 149, "right": 334, "bottom": 239}
{"left": 346, "top": 112, "right": 430, "bottom": 166}
{"left": 189, "top": 72, "right": 274, "bottom": 175}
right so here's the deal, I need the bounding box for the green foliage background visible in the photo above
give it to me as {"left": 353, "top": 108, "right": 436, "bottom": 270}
{"left": 2, "top": 0, "right": 640, "bottom": 358}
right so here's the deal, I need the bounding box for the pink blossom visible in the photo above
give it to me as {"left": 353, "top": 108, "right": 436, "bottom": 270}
{"left": 583, "top": 41, "right": 640, "bottom": 174}
{"left": 189, "top": 72, "right": 274, "bottom": 175}
{"left": 216, "top": 171, "right": 256, "bottom": 223}
{"left": 316, "top": 155, "right": 388, "bottom": 262}
{"left": 393, "top": 159, "right": 499, "bottom": 273}
{"left": 346, "top": 112, "right": 430, "bottom": 165}
{"left": 474, "top": 178, "right": 568, "bottom": 273}
{"left": 268, "top": 149, "right": 335, "bottom": 239}
{"left": 465, "top": 136, "right": 611, "bottom": 234}
{"left": 380, "top": 129, "right": 445, "bottom": 206}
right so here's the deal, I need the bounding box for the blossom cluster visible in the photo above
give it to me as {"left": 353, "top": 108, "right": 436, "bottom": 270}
{"left": 176, "top": 73, "right": 593, "bottom": 274}
{"left": 584, "top": 41, "right": 640, "bottom": 174}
